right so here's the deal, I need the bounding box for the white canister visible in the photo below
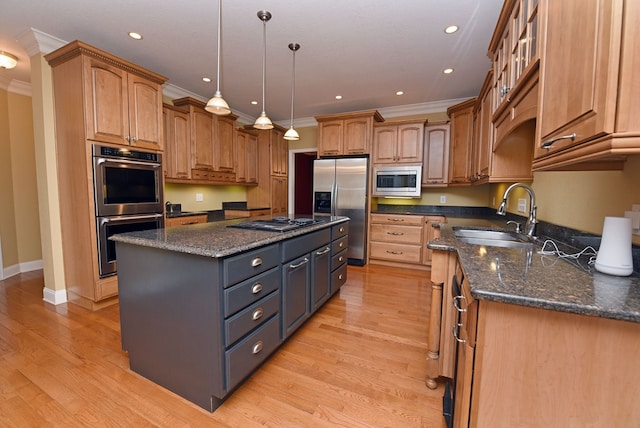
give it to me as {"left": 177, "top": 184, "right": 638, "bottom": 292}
{"left": 594, "top": 216, "right": 633, "bottom": 276}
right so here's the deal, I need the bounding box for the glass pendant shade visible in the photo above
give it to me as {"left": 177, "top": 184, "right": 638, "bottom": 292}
{"left": 284, "top": 127, "right": 300, "bottom": 141}
{"left": 0, "top": 51, "right": 18, "bottom": 69}
{"left": 205, "top": 0, "right": 231, "bottom": 115}
{"left": 254, "top": 11, "right": 273, "bottom": 130}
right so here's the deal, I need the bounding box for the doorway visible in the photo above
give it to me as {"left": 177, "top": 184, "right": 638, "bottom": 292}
{"left": 290, "top": 150, "right": 316, "bottom": 216}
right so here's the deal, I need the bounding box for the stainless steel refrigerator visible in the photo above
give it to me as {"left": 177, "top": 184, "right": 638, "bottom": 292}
{"left": 313, "top": 157, "right": 368, "bottom": 265}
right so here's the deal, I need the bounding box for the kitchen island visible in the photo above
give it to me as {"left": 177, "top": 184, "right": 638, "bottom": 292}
{"left": 111, "top": 216, "right": 349, "bottom": 411}
{"left": 428, "top": 222, "right": 640, "bottom": 427}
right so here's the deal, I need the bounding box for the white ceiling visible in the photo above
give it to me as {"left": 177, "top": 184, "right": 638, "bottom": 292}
{"left": 1, "top": 0, "right": 503, "bottom": 125}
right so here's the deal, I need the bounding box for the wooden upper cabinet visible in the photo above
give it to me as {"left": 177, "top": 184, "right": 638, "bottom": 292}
{"left": 447, "top": 98, "right": 476, "bottom": 186}
{"left": 315, "top": 110, "right": 384, "bottom": 157}
{"left": 214, "top": 116, "right": 236, "bottom": 173}
{"left": 191, "top": 107, "right": 215, "bottom": 170}
{"left": 270, "top": 126, "right": 288, "bottom": 177}
{"left": 533, "top": 0, "right": 640, "bottom": 170}
{"left": 422, "top": 121, "right": 450, "bottom": 187}
{"left": 235, "top": 129, "right": 258, "bottom": 184}
{"left": 80, "top": 53, "right": 164, "bottom": 151}
{"left": 163, "top": 104, "right": 191, "bottom": 179}
{"left": 372, "top": 120, "right": 425, "bottom": 165}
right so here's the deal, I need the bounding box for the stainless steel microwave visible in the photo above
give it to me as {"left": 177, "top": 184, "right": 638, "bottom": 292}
{"left": 372, "top": 165, "right": 422, "bottom": 197}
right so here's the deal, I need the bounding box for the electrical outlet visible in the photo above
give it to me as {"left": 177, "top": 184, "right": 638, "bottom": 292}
{"left": 440, "top": 195, "right": 447, "bottom": 204}
{"left": 517, "top": 198, "right": 527, "bottom": 213}
{"left": 195, "top": 193, "right": 203, "bottom": 202}
{"left": 492, "top": 196, "right": 496, "bottom": 207}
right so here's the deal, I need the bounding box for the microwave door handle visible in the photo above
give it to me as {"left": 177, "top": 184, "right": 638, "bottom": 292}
{"left": 97, "top": 157, "right": 161, "bottom": 168}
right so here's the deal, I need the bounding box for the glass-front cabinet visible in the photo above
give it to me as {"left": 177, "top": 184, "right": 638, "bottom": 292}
{"left": 491, "top": 0, "right": 539, "bottom": 116}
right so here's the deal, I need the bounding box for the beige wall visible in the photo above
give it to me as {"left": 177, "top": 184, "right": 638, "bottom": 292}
{"left": 165, "top": 183, "right": 247, "bottom": 212}
{"left": 0, "top": 88, "right": 42, "bottom": 272}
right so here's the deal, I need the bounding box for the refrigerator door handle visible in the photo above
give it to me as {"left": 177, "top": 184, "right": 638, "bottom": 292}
{"left": 332, "top": 182, "right": 338, "bottom": 216}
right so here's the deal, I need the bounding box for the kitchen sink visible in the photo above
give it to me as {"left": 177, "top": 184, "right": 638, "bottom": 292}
{"left": 453, "top": 227, "right": 537, "bottom": 249}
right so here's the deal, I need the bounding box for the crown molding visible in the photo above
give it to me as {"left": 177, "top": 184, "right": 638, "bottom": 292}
{"left": 17, "top": 28, "right": 67, "bottom": 56}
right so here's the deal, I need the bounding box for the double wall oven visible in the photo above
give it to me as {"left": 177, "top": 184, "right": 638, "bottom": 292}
{"left": 92, "top": 145, "right": 164, "bottom": 277}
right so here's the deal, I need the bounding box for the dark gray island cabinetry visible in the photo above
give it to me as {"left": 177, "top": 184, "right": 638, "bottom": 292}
{"left": 112, "top": 217, "right": 349, "bottom": 411}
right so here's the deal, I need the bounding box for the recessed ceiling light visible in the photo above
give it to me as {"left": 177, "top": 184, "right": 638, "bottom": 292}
{"left": 335, "top": 95, "right": 343, "bottom": 100}
{"left": 128, "top": 32, "right": 143, "bottom": 40}
{"left": 202, "top": 77, "right": 212, "bottom": 83}
{"left": 396, "top": 91, "right": 404, "bottom": 96}
{"left": 443, "top": 68, "right": 454, "bottom": 74}
{"left": 444, "top": 25, "right": 459, "bottom": 34}
{"left": 251, "top": 101, "right": 258, "bottom": 105}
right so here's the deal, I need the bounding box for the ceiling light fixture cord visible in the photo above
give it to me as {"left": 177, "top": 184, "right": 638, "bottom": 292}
{"left": 284, "top": 43, "right": 301, "bottom": 141}
{"left": 254, "top": 10, "right": 273, "bottom": 129}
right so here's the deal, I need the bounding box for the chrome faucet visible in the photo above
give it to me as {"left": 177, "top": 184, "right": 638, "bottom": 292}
{"left": 497, "top": 183, "right": 537, "bottom": 237}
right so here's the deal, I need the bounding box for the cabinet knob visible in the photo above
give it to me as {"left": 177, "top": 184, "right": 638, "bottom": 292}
{"left": 252, "top": 307, "right": 264, "bottom": 321}
{"left": 252, "top": 341, "right": 264, "bottom": 354}
{"left": 251, "top": 257, "right": 263, "bottom": 267}
{"left": 251, "top": 282, "right": 263, "bottom": 294}
{"left": 125, "top": 135, "right": 131, "bottom": 142}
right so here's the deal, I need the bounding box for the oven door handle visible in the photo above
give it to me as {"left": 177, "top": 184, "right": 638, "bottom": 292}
{"left": 99, "top": 213, "right": 163, "bottom": 226}
{"left": 96, "top": 157, "right": 161, "bottom": 168}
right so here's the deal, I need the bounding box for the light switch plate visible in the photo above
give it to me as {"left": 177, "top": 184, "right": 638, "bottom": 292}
{"left": 440, "top": 195, "right": 447, "bottom": 204}
{"left": 517, "top": 198, "right": 527, "bottom": 213}
{"left": 195, "top": 193, "right": 203, "bottom": 202}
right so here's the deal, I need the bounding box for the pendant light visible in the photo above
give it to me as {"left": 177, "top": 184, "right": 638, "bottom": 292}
{"left": 205, "top": 0, "right": 231, "bottom": 115}
{"left": 254, "top": 10, "right": 274, "bottom": 130}
{"left": 283, "top": 43, "right": 301, "bottom": 141}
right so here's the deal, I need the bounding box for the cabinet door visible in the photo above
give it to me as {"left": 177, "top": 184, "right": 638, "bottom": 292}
{"left": 127, "top": 74, "right": 163, "bottom": 151}
{"left": 422, "top": 124, "right": 450, "bottom": 186}
{"left": 270, "top": 131, "right": 287, "bottom": 176}
{"left": 246, "top": 133, "right": 258, "bottom": 184}
{"left": 396, "top": 123, "right": 423, "bottom": 163}
{"left": 536, "top": 0, "right": 620, "bottom": 156}
{"left": 448, "top": 105, "right": 474, "bottom": 185}
{"left": 372, "top": 126, "right": 398, "bottom": 163}
{"left": 282, "top": 254, "right": 310, "bottom": 338}
{"left": 235, "top": 130, "right": 247, "bottom": 182}
{"left": 165, "top": 109, "right": 191, "bottom": 179}
{"left": 271, "top": 177, "right": 288, "bottom": 216}
{"left": 84, "top": 57, "right": 129, "bottom": 145}
{"left": 310, "top": 244, "right": 331, "bottom": 312}
{"left": 191, "top": 109, "right": 215, "bottom": 170}
{"left": 343, "top": 117, "right": 371, "bottom": 155}
{"left": 317, "top": 120, "right": 343, "bottom": 156}
{"left": 214, "top": 116, "right": 235, "bottom": 172}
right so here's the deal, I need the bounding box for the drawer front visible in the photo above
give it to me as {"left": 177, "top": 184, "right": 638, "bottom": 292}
{"left": 332, "top": 222, "right": 349, "bottom": 240}
{"left": 332, "top": 249, "right": 347, "bottom": 271}
{"left": 331, "top": 263, "right": 348, "bottom": 294}
{"left": 370, "top": 241, "right": 422, "bottom": 263}
{"left": 225, "top": 291, "right": 280, "bottom": 347}
{"left": 370, "top": 224, "right": 423, "bottom": 244}
{"left": 223, "top": 244, "right": 280, "bottom": 287}
{"left": 332, "top": 235, "right": 348, "bottom": 254}
{"left": 282, "top": 228, "right": 331, "bottom": 262}
{"left": 224, "top": 267, "right": 280, "bottom": 317}
{"left": 225, "top": 316, "right": 280, "bottom": 391}
{"left": 371, "top": 213, "right": 424, "bottom": 226}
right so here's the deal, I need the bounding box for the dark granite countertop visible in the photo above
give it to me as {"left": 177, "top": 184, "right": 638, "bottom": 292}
{"left": 112, "top": 216, "right": 348, "bottom": 258}
{"left": 429, "top": 221, "right": 640, "bottom": 323}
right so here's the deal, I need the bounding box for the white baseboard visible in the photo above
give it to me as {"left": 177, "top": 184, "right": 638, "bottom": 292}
{"left": 43, "top": 286, "right": 68, "bottom": 305}
{"left": 1, "top": 259, "right": 44, "bottom": 280}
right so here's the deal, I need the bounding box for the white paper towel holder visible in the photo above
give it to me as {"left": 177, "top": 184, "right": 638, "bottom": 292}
{"left": 594, "top": 216, "right": 633, "bottom": 276}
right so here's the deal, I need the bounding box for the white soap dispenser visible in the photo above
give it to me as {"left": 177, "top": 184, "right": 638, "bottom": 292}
{"left": 594, "top": 216, "right": 633, "bottom": 276}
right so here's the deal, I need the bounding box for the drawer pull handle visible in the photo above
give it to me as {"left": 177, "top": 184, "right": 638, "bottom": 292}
{"left": 541, "top": 132, "right": 576, "bottom": 150}
{"left": 453, "top": 295, "right": 467, "bottom": 313}
{"left": 251, "top": 257, "right": 263, "bottom": 267}
{"left": 252, "top": 308, "right": 264, "bottom": 321}
{"left": 316, "top": 247, "right": 331, "bottom": 255}
{"left": 289, "top": 258, "right": 309, "bottom": 269}
{"left": 252, "top": 341, "right": 264, "bottom": 354}
{"left": 339, "top": 227, "right": 345, "bottom": 232}
{"left": 452, "top": 325, "right": 466, "bottom": 344}
{"left": 251, "top": 282, "right": 263, "bottom": 294}
{"left": 386, "top": 250, "right": 403, "bottom": 255}
{"left": 339, "top": 242, "right": 344, "bottom": 248}
{"left": 388, "top": 218, "right": 405, "bottom": 222}
{"left": 387, "top": 231, "right": 404, "bottom": 236}
{"left": 338, "top": 274, "right": 343, "bottom": 280}
{"left": 338, "top": 256, "right": 344, "bottom": 262}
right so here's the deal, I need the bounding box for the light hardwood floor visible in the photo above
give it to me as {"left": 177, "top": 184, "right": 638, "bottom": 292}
{"left": 0, "top": 265, "right": 446, "bottom": 427}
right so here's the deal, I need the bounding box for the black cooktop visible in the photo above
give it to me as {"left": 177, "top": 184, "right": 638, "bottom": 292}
{"left": 228, "top": 217, "right": 323, "bottom": 232}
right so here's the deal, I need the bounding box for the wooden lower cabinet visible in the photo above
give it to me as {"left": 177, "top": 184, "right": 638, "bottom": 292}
{"left": 165, "top": 214, "right": 207, "bottom": 228}
{"left": 369, "top": 213, "right": 444, "bottom": 270}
